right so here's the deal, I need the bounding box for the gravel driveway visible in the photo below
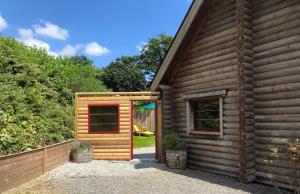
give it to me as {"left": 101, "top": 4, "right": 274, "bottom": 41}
{"left": 8, "top": 147, "right": 284, "bottom": 194}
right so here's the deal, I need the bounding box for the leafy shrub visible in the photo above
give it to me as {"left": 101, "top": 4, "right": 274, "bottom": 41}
{"left": 0, "top": 36, "right": 108, "bottom": 155}
{"left": 264, "top": 137, "right": 300, "bottom": 193}
{"left": 163, "top": 132, "right": 179, "bottom": 150}
{"left": 163, "top": 132, "right": 187, "bottom": 151}
{"left": 73, "top": 141, "right": 91, "bottom": 151}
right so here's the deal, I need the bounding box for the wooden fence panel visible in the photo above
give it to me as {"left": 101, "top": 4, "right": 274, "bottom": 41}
{"left": 0, "top": 140, "right": 74, "bottom": 193}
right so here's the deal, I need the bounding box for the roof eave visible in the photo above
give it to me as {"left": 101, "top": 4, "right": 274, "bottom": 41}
{"left": 150, "top": 0, "right": 205, "bottom": 91}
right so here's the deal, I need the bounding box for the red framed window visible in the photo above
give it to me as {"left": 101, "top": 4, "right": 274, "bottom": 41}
{"left": 192, "top": 98, "right": 220, "bottom": 132}
{"left": 88, "top": 104, "right": 120, "bottom": 134}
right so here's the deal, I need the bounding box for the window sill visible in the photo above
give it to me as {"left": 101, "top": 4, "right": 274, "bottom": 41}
{"left": 88, "top": 131, "right": 120, "bottom": 134}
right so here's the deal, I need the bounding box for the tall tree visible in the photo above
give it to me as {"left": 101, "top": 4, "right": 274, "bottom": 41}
{"left": 138, "top": 33, "right": 173, "bottom": 84}
{"left": 102, "top": 56, "right": 146, "bottom": 92}
{"left": 67, "top": 55, "right": 107, "bottom": 91}
{"left": 69, "top": 55, "right": 93, "bottom": 66}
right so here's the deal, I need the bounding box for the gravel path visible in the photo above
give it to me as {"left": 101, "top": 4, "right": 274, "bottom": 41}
{"left": 8, "top": 147, "right": 283, "bottom": 194}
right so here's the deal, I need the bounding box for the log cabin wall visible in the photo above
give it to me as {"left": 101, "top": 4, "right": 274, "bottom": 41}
{"left": 158, "top": 85, "right": 173, "bottom": 162}
{"left": 159, "top": 85, "right": 173, "bottom": 134}
{"left": 153, "top": 0, "right": 300, "bottom": 189}
{"left": 236, "top": 0, "right": 256, "bottom": 183}
{"left": 76, "top": 94, "right": 131, "bottom": 160}
{"left": 169, "top": 0, "right": 241, "bottom": 178}
{"left": 252, "top": 0, "right": 300, "bottom": 188}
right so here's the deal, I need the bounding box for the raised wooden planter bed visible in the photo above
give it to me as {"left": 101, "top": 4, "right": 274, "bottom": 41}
{"left": 0, "top": 140, "right": 75, "bottom": 193}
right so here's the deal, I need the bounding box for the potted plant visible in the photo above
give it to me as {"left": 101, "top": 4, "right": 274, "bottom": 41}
{"left": 71, "top": 141, "right": 93, "bottom": 163}
{"left": 163, "top": 132, "right": 187, "bottom": 169}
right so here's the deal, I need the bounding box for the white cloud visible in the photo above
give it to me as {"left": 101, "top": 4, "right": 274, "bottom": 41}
{"left": 18, "top": 26, "right": 57, "bottom": 56}
{"left": 84, "top": 42, "right": 109, "bottom": 56}
{"left": 0, "top": 14, "right": 8, "bottom": 31}
{"left": 18, "top": 28, "right": 33, "bottom": 38}
{"left": 59, "top": 44, "right": 81, "bottom": 56}
{"left": 17, "top": 21, "right": 70, "bottom": 56}
{"left": 47, "top": 50, "right": 58, "bottom": 57}
{"left": 19, "top": 37, "right": 57, "bottom": 56}
{"left": 136, "top": 41, "right": 147, "bottom": 52}
{"left": 59, "top": 42, "right": 109, "bottom": 57}
{"left": 34, "top": 22, "right": 69, "bottom": 40}
{"left": 21, "top": 37, "right": 50, "bottom": 50}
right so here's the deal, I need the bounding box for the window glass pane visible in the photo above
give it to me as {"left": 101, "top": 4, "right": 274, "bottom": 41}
{"left": 90, "top": 106, "right": 118, "bottom": 114}
{"left": 90, "top": 114, "right": 118, "bottom": 124}
{"left": 194, "top": 99, "right": 219, "bottom": 131}
{"left": 89, "top": 105, "right": 119, "bottom": 133}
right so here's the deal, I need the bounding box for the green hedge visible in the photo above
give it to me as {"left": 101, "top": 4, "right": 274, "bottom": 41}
{"left": 0, "top": 37, "right": 108, "bottom": 155}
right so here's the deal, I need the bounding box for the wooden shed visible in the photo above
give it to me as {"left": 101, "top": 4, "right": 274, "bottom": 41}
{"left": 150, "top": 0, "right": 300, "bottom": 189}
{"left": 75, "top": 92, "right": 160, "bottom": 160}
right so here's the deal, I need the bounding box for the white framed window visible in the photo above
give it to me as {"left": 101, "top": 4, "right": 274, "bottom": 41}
{"left": 184, "top": 90, "right": 225, "bottom": 138}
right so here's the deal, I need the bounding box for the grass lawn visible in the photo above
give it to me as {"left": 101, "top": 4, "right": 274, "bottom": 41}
{"left": 133, "top": 135, "right": 155, "bottom": 148}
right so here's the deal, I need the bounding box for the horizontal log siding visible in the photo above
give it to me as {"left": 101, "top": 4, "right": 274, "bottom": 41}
{"left": 0, "top": 140, "right": 74, "bottom": 193}
{"left": 161, "top": 87, "right": 173, "bottom": 134}
{"left": 159, "top": 85, "right": 173, "bottom": 162}
{"left": 76, "top": 95, "right": 131, "bottom": 160}
{"left": 252, "top": 0, "right": 300, "bottom": 188}
{"left": 170, "top": 0, "right": 240, "bottom": 177}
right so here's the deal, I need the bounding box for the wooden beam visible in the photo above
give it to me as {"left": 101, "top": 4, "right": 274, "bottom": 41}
{"left": 236, "top": 0, "right": 247, "bottom": 183}
{"left": 182, "top": 89, "right": 226, "bottom": 100}
{"left": 75, "top": 93, "right": 79, "bottom": 140}
{"left": 76, "top": 91, "right": 160, "bottom": 96}
{"left": 158, "top": 85, "right": 172, "bottom": 90}
{"left": 156, "top": 101, "right": 163, "bottom": 161}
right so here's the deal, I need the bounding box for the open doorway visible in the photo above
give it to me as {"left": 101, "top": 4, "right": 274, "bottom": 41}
{"left": 131, "top": 100, "right": 157, "bottom": 161}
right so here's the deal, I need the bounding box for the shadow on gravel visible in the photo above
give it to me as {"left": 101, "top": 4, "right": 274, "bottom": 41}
{"left": 134, "top": 153, "right": 155, "bottom": 161}
{"left": 133, "top": 152, "right": 291, "bottom": 194}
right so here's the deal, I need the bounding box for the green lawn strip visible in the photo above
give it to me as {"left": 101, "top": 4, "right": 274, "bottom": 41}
{"left": 133, "top": 135, "right": 155, "bottom": 148}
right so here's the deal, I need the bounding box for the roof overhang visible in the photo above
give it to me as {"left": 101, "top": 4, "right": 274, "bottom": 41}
{"left": 150, "top": 0, "right": 214, "bottom": 91}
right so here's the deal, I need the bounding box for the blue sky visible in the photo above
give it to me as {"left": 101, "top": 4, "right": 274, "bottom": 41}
{"left": 0, "top": 0, "right": 191, "bottom": 68}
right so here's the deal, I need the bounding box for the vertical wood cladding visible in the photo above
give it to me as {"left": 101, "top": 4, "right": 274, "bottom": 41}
{"left": 170, "top": 0, "right": 241, "bottom": 177}
{"left": 236, "top": 0, "right": 255, "bottom": 183}
{"left": 252, "top": 0, "right": 300, "bottom": 188}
